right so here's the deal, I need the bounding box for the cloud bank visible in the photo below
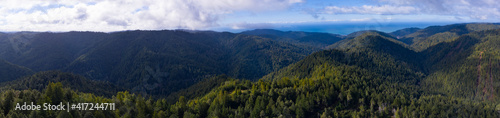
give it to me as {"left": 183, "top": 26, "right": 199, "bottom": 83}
{"left": 322, "top": 0, "right": 500, "bottom": 20}
{"left": 325, "top": 5, "right": 417, "bottom": 15}
{"left": 0, "top": 0, "right": 302, "bottom": 31}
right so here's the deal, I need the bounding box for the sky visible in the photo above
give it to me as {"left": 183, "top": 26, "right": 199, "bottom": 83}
{"left": 0, "top": 0, "right": 499, "bottom": 32}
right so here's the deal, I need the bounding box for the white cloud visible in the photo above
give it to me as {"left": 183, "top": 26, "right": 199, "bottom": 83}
{"left": 325, "top": 5, "right": 417, "bottom": 15}
{"left": 349, "top": 18, "right": 373, "bottom": 22}
{"left": 231, "top": 22, "right": 275, "bottom": 30}
{"left": 323, "top": 0, "right": 500, "bottom": 20}
{"left": 0, "top": 0, "right": 302, "bottom": 31}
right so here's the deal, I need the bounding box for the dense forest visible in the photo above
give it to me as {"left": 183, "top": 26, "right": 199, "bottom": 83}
{"left": 0, "top": 23, "right": 499, "bottom": 117}
{"left": 241, "top": 29, "right": 344, "bottom": 49}
{"left": 397, "top": 23, "right": 500, "bottom": 51}
{"left": 0, "top": 71, "right": 124, "bottom": 97}
{"left": 0, "top": 30, "right": 317, "bottom": 98}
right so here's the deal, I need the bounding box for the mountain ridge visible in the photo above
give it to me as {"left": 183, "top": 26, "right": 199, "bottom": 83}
{"left": 241, "top": 29, "right": 344, "bottom": 48}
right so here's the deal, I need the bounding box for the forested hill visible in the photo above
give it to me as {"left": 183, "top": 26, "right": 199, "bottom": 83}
{"left": 267, "top": 31, "right": 421, "bottom": 81}
{"left": 327, "top": 30, "right": 408, "bottom": 50}
{"left": 397, "top": 23, "right": 500, "bottom": 51}
{"left": 0, "top": 30, "right": 317, "bottom": 97}
{"left": 390, "top": 27, "right": 421, "bottom": 38}
{"left": 241, "top": 29, "right": 344, "bottom": 48}
{"left": 420, "top": 29, "right": 500, "bottom": 100}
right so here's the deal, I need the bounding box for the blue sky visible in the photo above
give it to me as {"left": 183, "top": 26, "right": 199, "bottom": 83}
{"left": 0, "top": 0, "right": 498, "bottom": 32}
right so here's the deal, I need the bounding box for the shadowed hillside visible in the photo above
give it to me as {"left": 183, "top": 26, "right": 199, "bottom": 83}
{"left": 0, "top": 30, "right": 316, "bottom": 97}
{"left": 0, "top": 59, "right": 33, "bottom": 82}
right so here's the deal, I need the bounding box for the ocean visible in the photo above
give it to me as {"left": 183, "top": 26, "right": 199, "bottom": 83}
{"left": 273, "top": 22, "right": 454, "bottom": 35}
{"left": 218, "top": 22, "right": 456, "bottom": 35}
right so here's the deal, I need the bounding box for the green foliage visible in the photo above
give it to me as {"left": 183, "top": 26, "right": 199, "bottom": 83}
{"left": 165, "top": 75, "right": 231, "bottom": 103}
{"left": 0, "top": 71, "right": 124, "bottom": 97}
{"left": 43, "top": 82, "right": 64, "bottom": 104}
